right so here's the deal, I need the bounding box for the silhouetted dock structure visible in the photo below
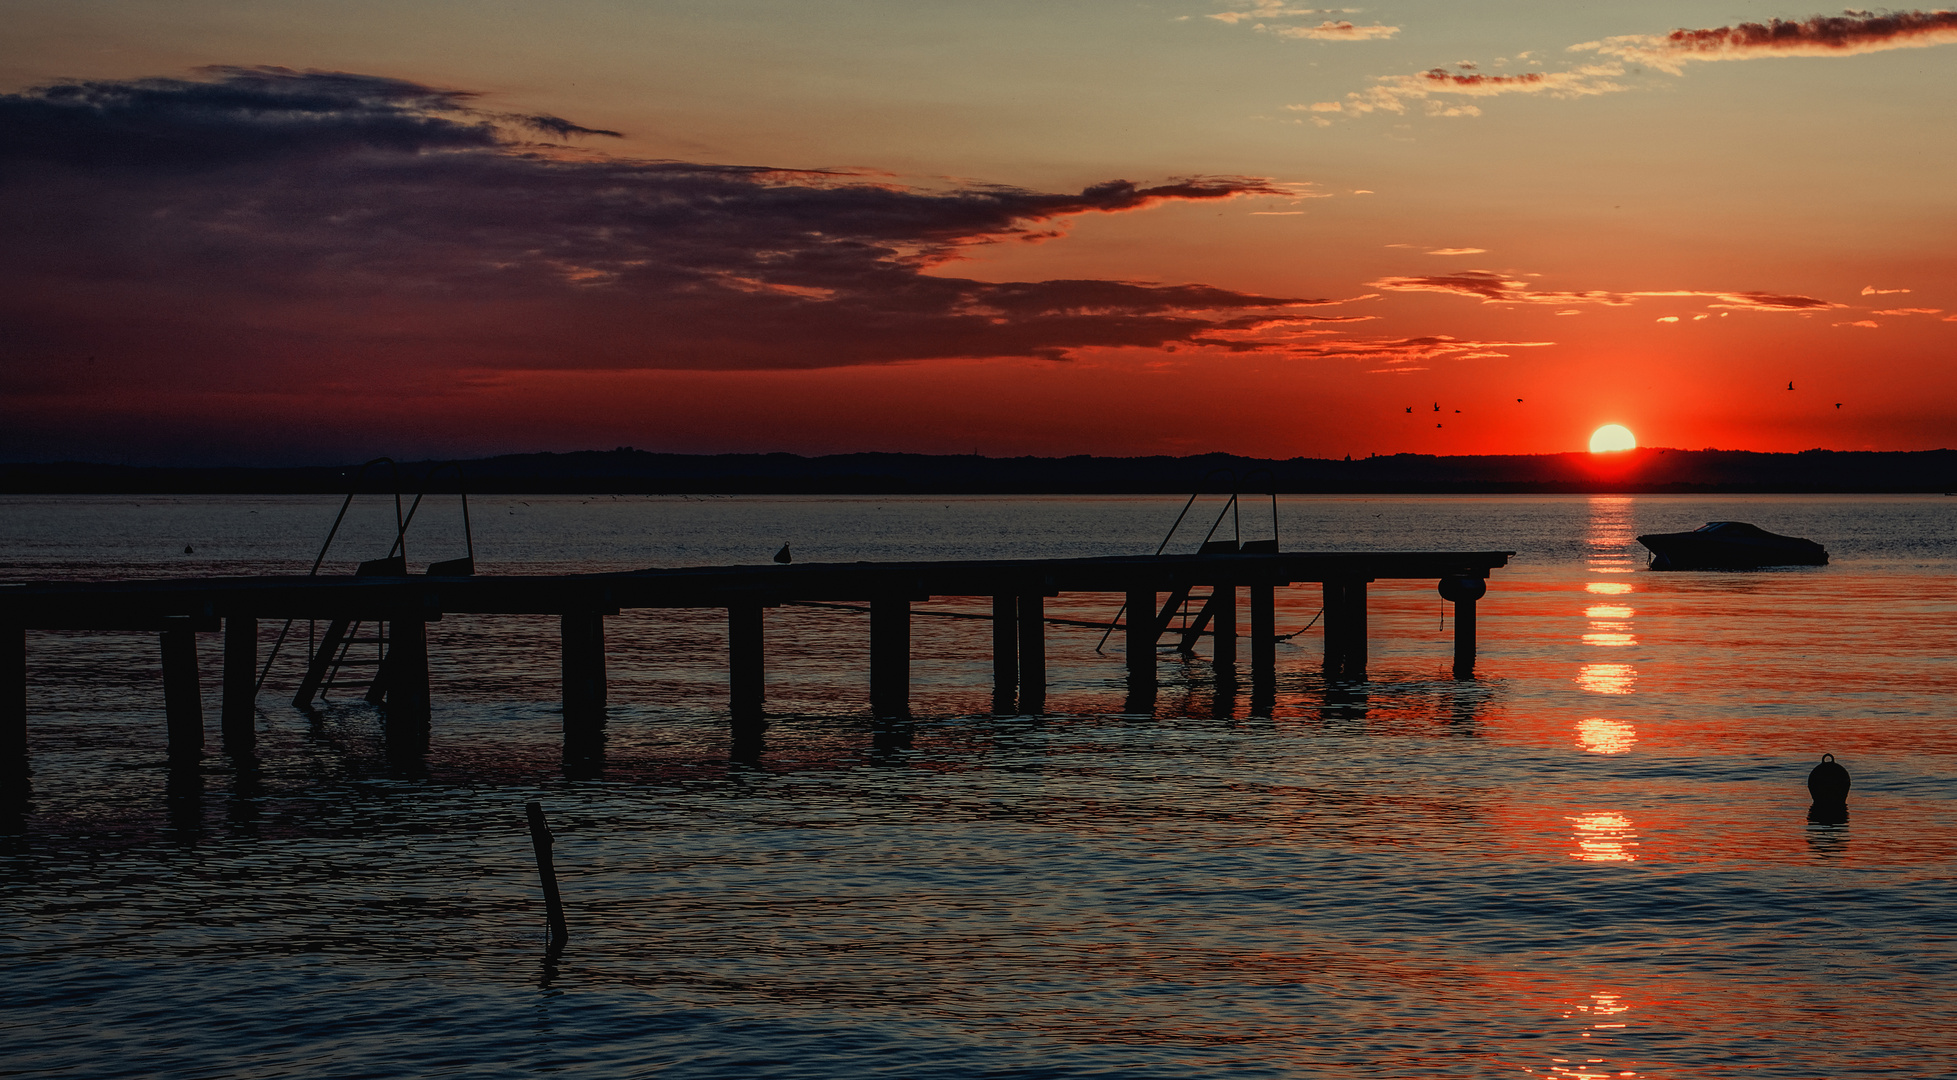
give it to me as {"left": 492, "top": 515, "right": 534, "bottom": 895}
{"left": 0, "top": 547, "right": 1510, "bottom": 779}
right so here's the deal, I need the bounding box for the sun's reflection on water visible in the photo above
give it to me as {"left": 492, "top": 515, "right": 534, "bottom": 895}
{"left": 1570, "top": 813, "right": 1639, "bottom": 861}
{"left": 1576, "top": 718, "right": 1636, "bottom": 754}
{"left": 1584, "top": 582, "right": 1632, "bottom": 596}
{"left": 1528, "top": 992, "right": 1640, "bottom": 1078}
{"left": 1575, "top": 664, "right": 1635, "bottom": 695}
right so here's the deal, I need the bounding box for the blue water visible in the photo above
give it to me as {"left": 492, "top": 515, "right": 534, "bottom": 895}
{"left": 2, "top": 494, "right": 1954, "bottom": 1078}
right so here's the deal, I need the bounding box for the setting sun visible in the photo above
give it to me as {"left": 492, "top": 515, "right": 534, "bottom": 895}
{"left": 1589, "top": 424, "right": 1637, "bottom": 453}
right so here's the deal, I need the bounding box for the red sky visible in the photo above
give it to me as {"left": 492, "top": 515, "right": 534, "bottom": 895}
{"left": 3, "top": 3, "right": 1955, "bottom": 464}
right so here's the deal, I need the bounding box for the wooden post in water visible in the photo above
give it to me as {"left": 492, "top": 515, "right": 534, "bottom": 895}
{"left": 561, "top": 611, "right": 606, "bottom": 732}
{"left": 1347, "top": 579, "right": 1369, "bottom": 679}
{"left": 1125, "top": 586, "right": 1156, "bottom": 683}
{"left": 386, "top": 615, "right": 432, "bottom": 744}
{"left": 1439, "top": 577, "right": 1485, "bottom": 680}
{"left": 1250, "top": 581, "right": 1276, "bottom": 684}
{"left": 991, "top": 594, "right": 1017, "bottom": 715}
{"left": 160, "top": 617, "right": 203, "bottom": 762}
{"left": 1017, "top": 591, "right": 1045, "bottom": 715}
{"left": 870, "top": 594, "right": 910, "bottom": 718}
{"left": 525, "top": 801, "right": 568, "bottom": 946}
{"left": 1323, "top": 579, "right": 1364, "bottom": 680}
{"left": 221, "top": 615, "right": 256, "bottom": 754}
{"left": 729, "top": 604, "right": 764, "bottom": 721}
{"left": 2, "top": 627, "right": 24, "bottom": 781}
{"left": 1211, "top": 579, "right": 1237, "bottom": 671}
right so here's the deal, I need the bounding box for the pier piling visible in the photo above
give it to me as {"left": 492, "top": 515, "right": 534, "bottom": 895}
{"left": 1212, "top": 581, "right": 1237, "bottom": 671}
{"left": 1438, "top": 577, "right": 1485, "bottom": 679}
{"left": 729, "top": 604, "right": 764, "bottom": 721}
{"left": 221, "top": 616, "right": 256, "bottom": 753}
{"left": 561, "top": 611, "right": 606, "bottom": 732}
{"left": 386, "top": 616, "right": 432, "bottom": 749}
{"left": 870, "top": 594, "right": 910, "bottom": 718}
{"left": 1125, "top": 587, "right": 1156, "bottom": 683}
{"left": 1322, "top": 578, "right": 1369, "bottom": 680}
{"left": 1250, "top": 582, "right": 1276, "bottom": 683}
{"left": 991, "top": 594, "right": 1017, "bottom": 714}
{"left": 3, "top": 627, "right": 23, "bottom": 781}
{"left": 1018, "top": 590, "right": 1046, "bottom": 715}
{"left": 160, "top": 617, "right": 203, "bottom": 762}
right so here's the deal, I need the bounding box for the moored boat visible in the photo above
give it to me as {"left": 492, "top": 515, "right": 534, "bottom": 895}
{"left": 1636, "top": 521, "right": 1828, "bottom": 570}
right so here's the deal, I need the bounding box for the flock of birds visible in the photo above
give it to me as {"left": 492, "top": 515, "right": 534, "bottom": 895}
{"left": 1404, "top": 399, "right": 1525, "bottom": 428}
{"left": 1406, "top": 384, "right": 1842, "bottom": 427}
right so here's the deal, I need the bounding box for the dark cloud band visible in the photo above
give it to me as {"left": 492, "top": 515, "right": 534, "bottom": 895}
{"left": 0, "top": 67, "right": 1326, "bottom": 390}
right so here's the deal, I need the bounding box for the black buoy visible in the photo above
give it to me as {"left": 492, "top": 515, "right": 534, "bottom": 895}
{"left": 183, "top": 545, "right": 194, "bottom": 554}
{"left": 1808, "top": 753, "right": 1851, "bottom": 805}
{"left": 774, "top": 543, "right": 792, "bottom": 564}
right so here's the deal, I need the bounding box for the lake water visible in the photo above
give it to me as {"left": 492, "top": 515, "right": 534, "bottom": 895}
{"left": 2, "top": 494, "right": 1954, "bottom": 1079}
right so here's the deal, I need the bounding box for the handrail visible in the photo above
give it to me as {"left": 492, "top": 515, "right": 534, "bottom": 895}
{"left": 1096, "top": 468, "right": 1239, "bottom": 653}
{"left": 395, "top": 461, "right": 474, "bottom": 567}
{"left": 256, "top": 457, "right": 403, "bottom": 694}
{"left": 1239, "top": 467, "right": 1279, "bottom": 549}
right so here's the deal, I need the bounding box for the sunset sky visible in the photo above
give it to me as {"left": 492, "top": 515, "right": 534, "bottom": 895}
{"left": 4, "top": 2, "right": 1955, "bottom": 464}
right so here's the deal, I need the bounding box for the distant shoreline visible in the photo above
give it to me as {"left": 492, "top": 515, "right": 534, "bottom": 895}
{"left": 2, "top": 448, "right": 1953, "bottom": 496}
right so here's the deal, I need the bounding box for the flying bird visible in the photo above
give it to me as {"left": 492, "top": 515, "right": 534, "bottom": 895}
{"left": 1788, "top": 381, "right": 1795, "bottom": 391}
{"left": 774, "top": 543, "right": 792, "bottom": 564}
{"left": 1432, "top": 403, "right": 1440, "bottom": 411}
{"left": 1835, "top": 402, "right": 1843, "bottom": 409}
{"left": 1516, "top": 398, "right": 1523, "bottom": 403}
{"left": 1405, "top": 406, "right": 1413, "bottom": 413}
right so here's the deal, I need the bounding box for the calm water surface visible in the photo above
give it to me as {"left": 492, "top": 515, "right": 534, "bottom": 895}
{"left": 2, "top": 494, "right": 1954, "bottom": 1079}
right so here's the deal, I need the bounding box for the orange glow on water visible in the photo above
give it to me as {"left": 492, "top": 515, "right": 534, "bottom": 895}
{"left": 1570, "top": 813, "right": 1639, "bottom": 862}
{"left": 1575, "top": 664, "right": 1636, "bottom": 695}
{"left": 1576, "top": 718, "right": 1637, "bottom": 754}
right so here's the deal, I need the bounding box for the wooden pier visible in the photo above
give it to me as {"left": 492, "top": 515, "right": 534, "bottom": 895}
{"left": 0, "top": 548, "right": 1511, "bottom": 778}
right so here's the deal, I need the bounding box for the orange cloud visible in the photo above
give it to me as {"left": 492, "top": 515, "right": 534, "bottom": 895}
{"left": 1368, "top": 271, "right": 1838, "bottom": 312}
{"left": 1265, "top": 21, "right": 1400, "bottom": 41}
{"left": 1297, "top": 64, "right": 1629, "bottom": 116}
{"left": 1314, "top": 12, "right": 1957, "bottom": 122}
{"left": 1278, "top": 335, "right": 1556, "bottom": 365}
{"left": 1577, "top": 11, "right": 1957, "bottom": 74}
{"left": 1863, "top": 285, "right": 1912, "bottom": 295}
{"left": 1873, "top": 307, "right": 1943, "bottom": 316}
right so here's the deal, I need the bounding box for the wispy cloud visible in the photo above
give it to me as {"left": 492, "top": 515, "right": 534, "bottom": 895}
{"left": 1426, "top": 247, "right": 1485, "bottom": 256}
{"left": 1305, "top": 10, "right": 1957, "bottom": 120}
{"left": 1296, "top": 64, "right": 1630, "bottom": 117}
{"left": 1368, "top": 270, "right": 1838, "bottom": 311}
{"left": 1863, "top": 285, "right": 1912, "bottom": 295}
{"left": 1873, "top": 307, "right": 1942, "bottom": 315}
{"left": 1265, "top": 21, "right": 1400, "bottom": 41}
{"left": 1206, "top": 2, "right": 1395, "bottom": 40}
{"left": 1574, "top": 11, "right": 1957, "bottom": 74}
{"left": 1279, "top": 335, "right": 1557, "bottom": 366}
{"left": 1207, "top": 2, "right": 1362, "bottom": 25}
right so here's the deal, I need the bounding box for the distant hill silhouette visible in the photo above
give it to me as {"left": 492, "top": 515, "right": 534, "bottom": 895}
{"left": 3, "top": 448, "right": 1953, "bottom": 495}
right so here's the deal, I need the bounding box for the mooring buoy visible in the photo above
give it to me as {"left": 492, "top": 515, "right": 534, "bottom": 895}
{"left": 1807, "top": 753, "right": 1851, "bottom": 805}
{"left": 774, "top": 543, "right": 792, "bottom": 564}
